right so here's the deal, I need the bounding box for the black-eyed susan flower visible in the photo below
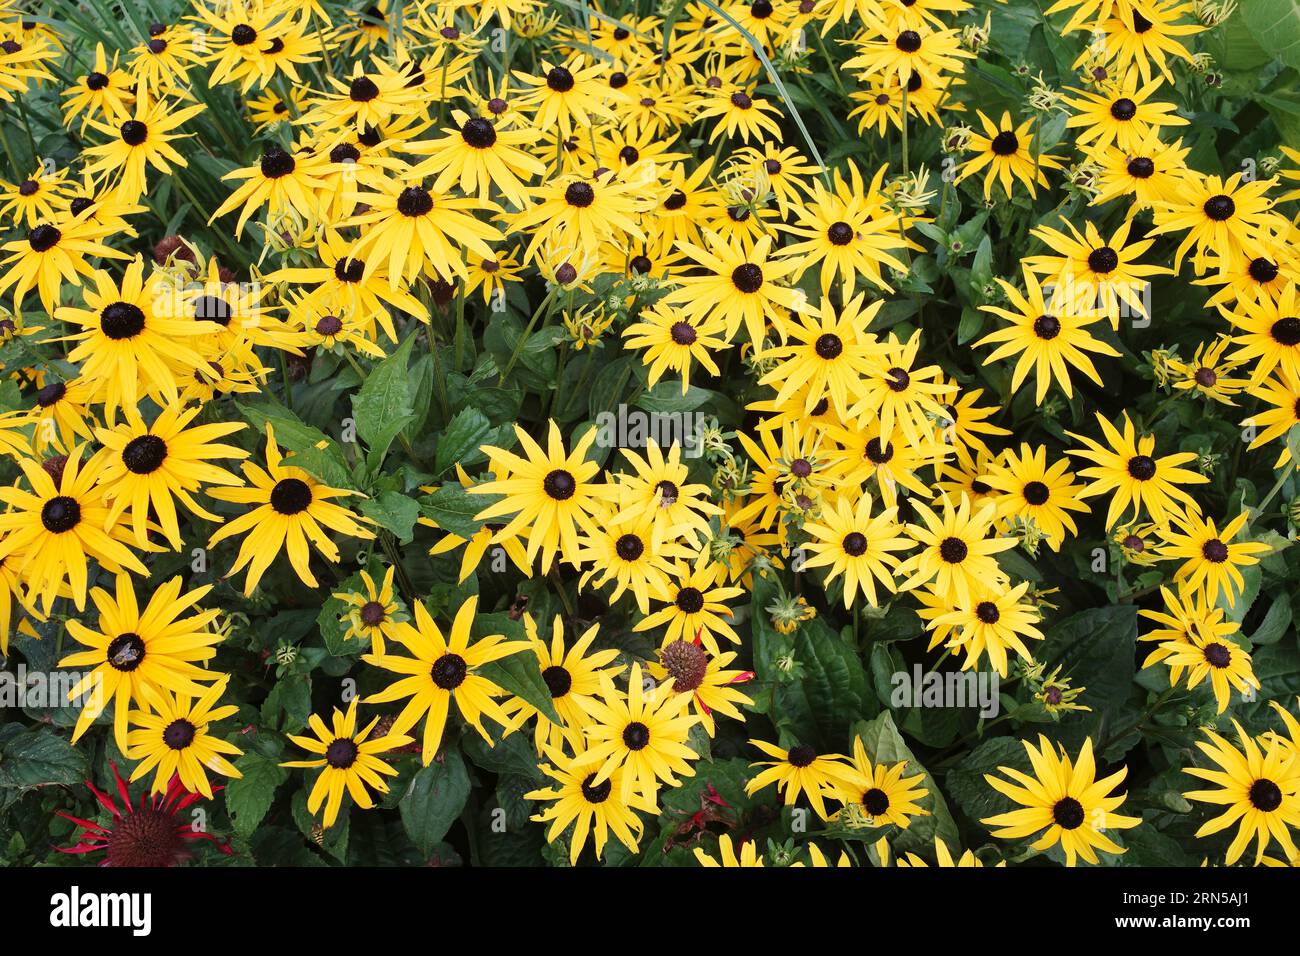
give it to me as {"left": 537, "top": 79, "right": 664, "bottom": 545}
{"left": 1064, "top": 71, "right": 1187, "bottom": 153}
{"left": 513, "top": 55, "right": 615, "bottom": 137}
{"left": 500, "top": 613, "right": 622, "bottom": 753}
{"left": 1149, "top": 170, "right": 1278, "bottom": 273}
{"left": 982, "top": 735, "right": 1140, "bottom": 866}
{"left": 734, "top": 417, "right": 840, "bottom": 531}
{"left": 1066, "top": 411, "right": 1208, "bottom": 528}
{"left": 332, "top": 566, "right": 402, "bottom": 652}
{"left": 345, "top": 173, "right": 503, "bottom": 288}
{"left": 576, "top": 507, "right": 683, "bottom": 614}
{"left": 1183, "top": 724, "right": 1300, "bottom": 865}
{"left": 1224, "top": 282, "right": 1300, "bottom": 384}
{"left": 622, "top": 305, "right": 729, "bottom": 394}
{"left": 59, "top": 573, "right": 223, "bottom": 748}
{"left": 90, "top": 401, "right": 247, "bottom": 550}
{"left": 0, "top": 448, "right": 147, "bottom": 614}
{"left": 267, "top": 229, "right": 427, "bottom": 333}
{"left": 695, "top": 85, "right": 783, "bottom": 143}
{"left": 609, "top": 441, "right": 722, "bottom": 551}
{"left": 935, "top": 384, "right": 1011, "bottom": 458}
{"left": 929, "top": 581, "right": 1044, "bottom": 676}
{"left": 897, "top": 492, "right": 1015, "bottom": 608}
{"left": 829, "top": 416, "right": 942, "bottom": 509}
{"left": 1165, "top": 335, "right": 1249, "bottom": 404}
{"left": 634, "top": 554, "right": 745, "bottom": 655}
{"left": 471, "top": 420, "right": 614, "bottom": 571}
{"left": 956, "top": 110, "right": 1063, "bottom": 199}
{"left": 281, "top": 698, "right": 411, "bottom": 829}
{"left": 407, "top": 109, "right": 546, "bottom": 209}
{"left": 849, "top": 331, "right": 954, "bottom": 448}
{"left": 756, "top": 291, "right": 884, "bottom": 419}
{"left": 61, "top": 43, "right": 133, "bottom": 131}
{"left": 575, "top": 662, "right": 699, "bottom": 803}
{"left": 363, "top": 595, "right": 527, "bottom": 764}
{"left": 209, "top": 141, "right": 335, "bottom": 240}
{"left": 830, "top": 735, "right": 930, "bottom": 829}
{"left": 511, "top": 169, "right": 647, "bottom": 264}
{"left": 1155, "top": 510, "right": 1270, "bottom": 607}
{"left": 206, "top": 423, "right": 374, "bottom": 594}
{"left": 801, "top": 490, "right": 910, "bottom": 608}
{"left": 125, "top": 677, "right": 244, "bottom": 798}
{"left": 192, "top": 0, "right": 292, "bottom": 92}
{"left": 746, "top": 738, "right": 853, "bottom": 821}
{"left": 1088, "top": 130, "right": 1190, "bottom": 212}
{"left": 1244, "top": 367, "right": 1300, "bottom": 465}
{"left": 0, "top": 162, "right": 70, "bottom": 227}
{"left": 662, "top": 230, "right": 807, "bottom": 347}
{"left": 843, "top": 19, "right": 973, "bottom": 87}
{"left": 1024, "top": 219, "right": 1168, "bottom": 329}
{"left": 982, "top": 443, "right": 1090, "bottom": 552}
{"left": 0, "top": 213, "right": 126, "bottom": 314}
{"left": 1140, "top": 585, "right": 1259, "bottom": 713}
{"left": 527, "top": 745, "right": 655, "bottom": 864}
{"left": 55, "top": 256, "right": 211, "bottom": 418}
{"left": 80, "top": 92, "right": 204, "bottom": 203}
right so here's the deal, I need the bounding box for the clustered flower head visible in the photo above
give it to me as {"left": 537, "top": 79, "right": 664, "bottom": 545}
{"left": 0, "top": 0, "right": 1295, "bottom": 872}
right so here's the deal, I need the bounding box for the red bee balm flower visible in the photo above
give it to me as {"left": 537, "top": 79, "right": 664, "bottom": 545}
{"left": 56, "top": 762, "right": 232, "bottom": 866}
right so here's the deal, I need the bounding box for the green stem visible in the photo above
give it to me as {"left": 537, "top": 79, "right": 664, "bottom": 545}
{"left": 500, "top": 288, "right": 556, "bottom": 381}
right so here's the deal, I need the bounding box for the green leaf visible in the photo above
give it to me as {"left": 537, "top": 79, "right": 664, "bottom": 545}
{"left": 237, "top": 401, "right": 352, "bottom": 488}
{"left": 852, "top": 711, "right": 960, "bottom": 857}
{"left": 946, "top": 735, "right": 1033, "bottom": 827}
{"left": 352, "top": 332, "right": 418, "bottom": 462}
{"left": 1249, "top": 594, "right": 1293, "bottom": 645}
{"left": 226, "top": 754, "right": 289, "bottom": 837}
{"left": 0, "top": 725, "right": 86, "bottom": 790}
{"left": 1242, "top": 0, "right": 1300, "bottom": 72}
{"left": 400, "top": 748, "right": 472, "bottom": 856}
{"left": 435, "top": 407, "right": 493, "bottom": 475}
{"left": 360, "top": 491, "right": 421, "bottom": 543}
{"left": 420, "top": 483, "right": 494, "bottom": 538}
{"left": 473, "top": 612, "right": 561, "bottom": 724}
{"left": 1037, "top": 604, "right": 1138, "bottom": 750}
{"left": 791, "top": 616, "right": 875, "bottom": 747}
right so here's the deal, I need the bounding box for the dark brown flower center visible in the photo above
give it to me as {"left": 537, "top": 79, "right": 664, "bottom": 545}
{"left": 101, "top": 301, "right": 146, "bottom": 339}
{"left": 939, "top": 537, "right": 968, "bottom": 563}
{"left": 106, "top": 632, "right": 146, "bottom": 671}
{"left": 1053, "top": 796, "right": 1085, "bottom": 829}
{"left": 41, "top": 495, "right": 81, "bottom": 533}
{"left": 1127, "top": 455, "right": 1156, "bottom": 480}
{"left": 122, "top": 434, "right": 167, "bottom": 474}
{"left": 325, "top": 737, "right": 358, "bottom": 768}
{"left": 1023, "top": 480, "right": 1050, "bottom": 506}
{"left": 675, "top": 586, "right": 704, "bottom": 614}
{"left": 1203, "top": 194, "right": 1235, "bottom": 221}
{"left": 787, "top": 744, "right": 817, "bottom": 767}
{"left": 1248, "top": 778, "right": 1282, "bottom": 812}
{"left": 270, "top": 477, "right": 312, "bottom": 514}
{"left": 396, "top": 186, "right": 434, "bottom": 217}
{"left": 622, "top": 721, "right": 650, "bottom": 750}
{"left": 543, "top": 469, "right": 576, "bottom": 500}
{"left": 430, "top": 653, "right": 468, "bottom": 690}
{"left": 163, "top": 719, "right": 196, "bottom": 750}
{"left": 991, "top": 130, "right": 1019, "bottom": 155}
{"left": 524, "top": 663, "right": 564, "bottom": 701}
